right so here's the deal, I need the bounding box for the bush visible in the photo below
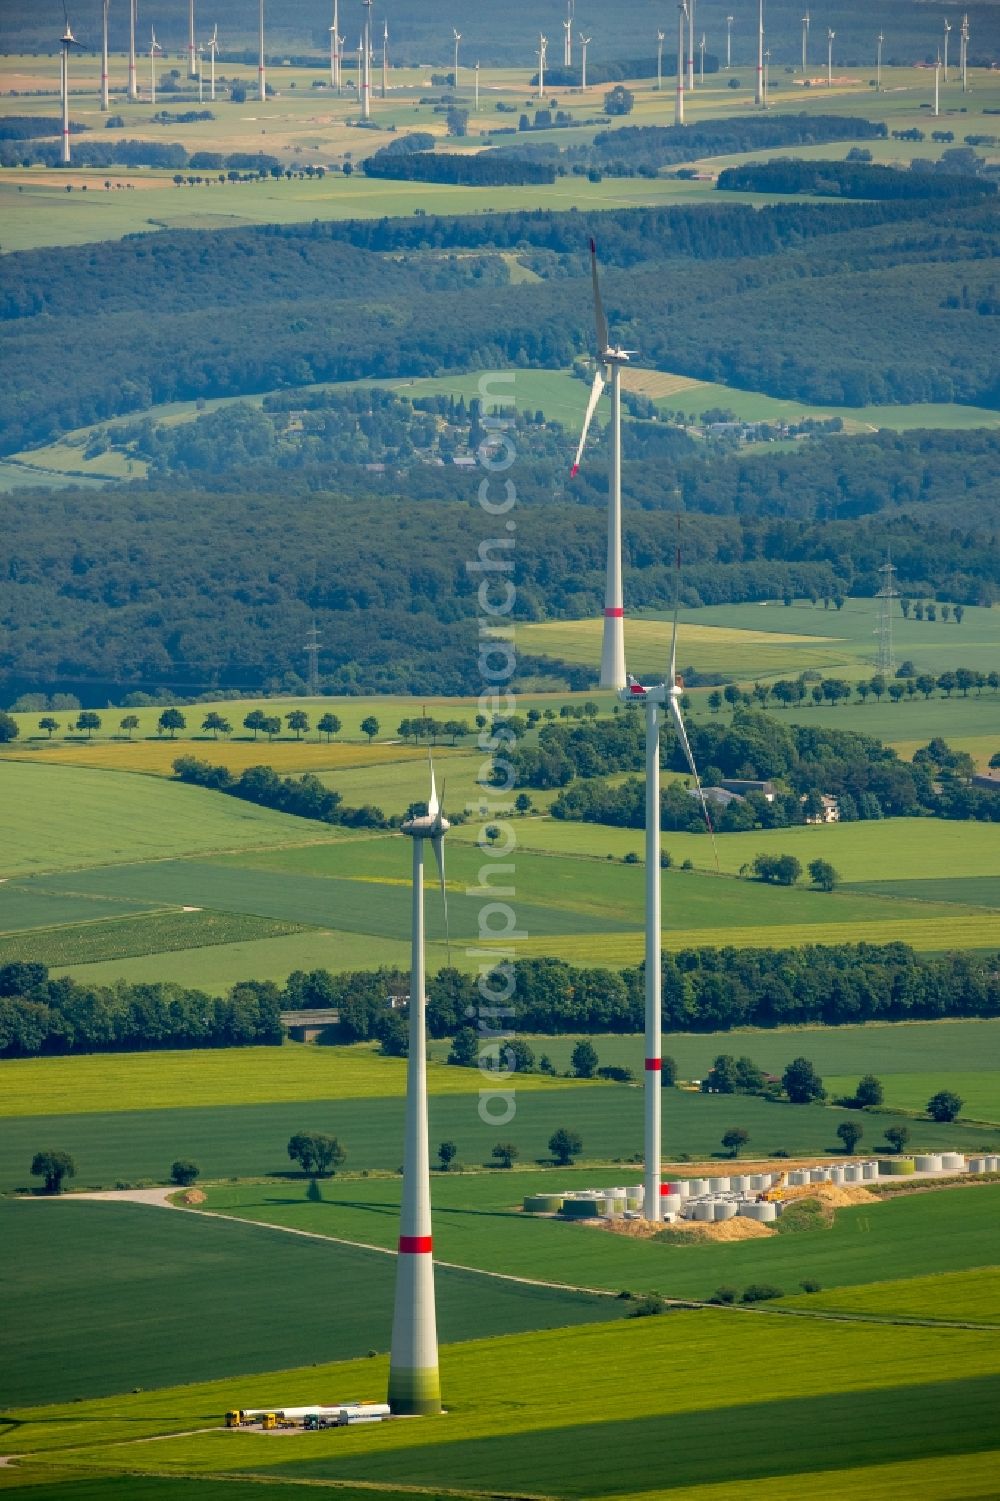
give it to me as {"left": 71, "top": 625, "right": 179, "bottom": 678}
{"left": 30, "top": 1149, "right": 75, "bottom": 1194}
{"left": 169, "top": 1159, "right": 200, "bottom": 1186}
{"left": 741, "top": 1283, "right": 784, "bottom": 1303}
{"left": 799, "top": 1278, "right": 822, "bottom": 1293}
{"left": 549, "top": 1127, "right": 583, "bottom": 1165}
{"left": 927, "top": 1089, "right": 963, "bottom": 1122}
{"left": 626, "top": 1291, "right": 665, "bottom": 1318}
{"left": 709, "top": 1286, "right": 738, "bottom": 1305}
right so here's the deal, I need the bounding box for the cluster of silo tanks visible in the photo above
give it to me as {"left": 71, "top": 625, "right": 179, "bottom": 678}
{"left": 522, "top": 1154, "right": 997, "bottom": 1225}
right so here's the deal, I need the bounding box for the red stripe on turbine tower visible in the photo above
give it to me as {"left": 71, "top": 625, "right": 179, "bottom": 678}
{"left": 604, "top": 607, "right": 624, "bottom": 617}
{"left": 645, "top": 1058, "right": 662, "bottom": 1071}
{"left": 398, "top": 1235, "right": 433, "bottom": 1254}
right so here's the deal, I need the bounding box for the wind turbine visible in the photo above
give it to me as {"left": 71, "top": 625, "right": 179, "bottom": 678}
{"left": 827, "top": 26, "right": 835, "bottom": 86}
{"left": 474, "top": 58, "right": 480, "bottom": 109}
{"left": 687, "top": 0, "right": 696, "bottom": 92}
{"left": 801, "top": 10, "right": 809, "bottom": 75}
{"left": 128, "top": 0, "right": 138, "bottom": 100}
{"left": 621, "top": 546, "right": 717, "bottom": 1224}
{"left": 149, "top": 24, "right": 161, "bottom": 106}
{"left": 563, "top": 14, "right": 572, "bottom": 68}
{"left": 360, "top": 0, "right": 373, "bottom": 119}
{"left": 197, "top": 40, "right": 204, "bottom": 102}
{"left": 570, "top": 240, "right": 631, "bottom": 693}
{"left": 960, "top": 13, "right": 968, "bottom": 93}
{"left": 330, "top": 0, "right": 340, "bottom": 90}
{"left": 725, "top": 14, "right": 733, "bottom": 71}
{"left": 208, "top": 24, "right": 218, "bottom": 101}
{"left": 763, "top": 44, "right": 770, "bottom": 103}
{"left": 258, "top": 0, "right": 266, "bottom": 102}
{"left": 537, "top": 33, "right": 547, "bottom": 99}
{"left": 579, "top": 33, "right": 590, "bottom": 90}
{"left": 699, "top": 32, "right": 706, "bottom": 86}
{"left": 187, "top": 0, "right": 197, "bottom": 78}
{"left": 381, "top": 19, "right": 388, "bottom": 99}
{"left": 943, "top": 18, "right": 951, "bottom": 81}
{"left": 453, "top": 27, "right": 461, "bottom": 91}
{"left": 59, "top": 6, "right": 85, "bottom": 165}
{"left": 100, "top": 0, "right": 110, "bottom": 112}
{"left": 755, "top": 0, "right": 764, "bottom": 105}
{"left": 386, "top": 761, "right": 445, "bottom": 1416}
{"left": 675, "top": 1, "right": 687, "bottom": 124}
{"left": 656, "top": 29, "right": 665, "bottom": 91}
{"left": 876, "top": 30, "right": 884, "bottom": 92}
{"left": 934, "top": 49, "right": 941, "bottom": 114}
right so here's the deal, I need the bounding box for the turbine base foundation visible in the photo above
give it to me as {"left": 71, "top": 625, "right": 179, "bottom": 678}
{"left": 387, "top": 1366, "right": 442, "bottom": 1415}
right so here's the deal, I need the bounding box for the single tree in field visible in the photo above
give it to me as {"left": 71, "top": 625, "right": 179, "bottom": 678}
{"left": 808, "top": 858, "right": 839, "bottom": 892}
{"left": 722, "top": 1127, "right": 750, "bottom": 1158}
{"left": 317, "top": 713, "right": 342, "bottom": 742}
{"left": 119, "top": 713, "right": 140, "bottom": 739}
{"left": 661, "top": 1056, "right": 678, "bottom": 1087}
{"left": 244, "top": 708, "right": 267, "bottom": 739}
{"left": 708, "top": 690, "right": 723, "bottom": 714}
{"left": 263, "top": 715, "right": 282, "bottom": 741}
{"left": 0, "top": 711, "right": 18, "bottom": 743}
{"left": 854, "top": 1074, "right": 884, "bottom": 1108}
{"left": 286, "top": 710, "right": 310, "bottom": 740}
{"left": 447, "top": 1028, "right": 478, "bottom": 1067}
{"left": 170, "top": 1159, "right": 200, "bottom": 1186}
{"left": 31, "top": 1149, "right": 76, "bottom": 1194}
{"left": 76, "top": 711, "right": 101, "bottom": 739}
{"left": 515, "top": 792, "right": 533, "bottom": 815}
{"left": 837, "top": 1121, "right": 863, "bottom": 1154}
{"left": 202, "top": 711, "right": 229, "bottom": 739}
{"left": 954, "top": 604, "right": 965, "bottom": 625}
{"left": 437, "top": 1140, "right": 457, "bottom": 1172}
{"left": 723, "top": 683, "right": 741, "bottom": 710}
{"left": 782, "top": 1056, "right": 826, "bottom": 1104}
{"left": 38, "top": 717, "right": 60, "bottom": 738}
{"left": 485, "top": 824, "right": 501, "bottom": 846}
{"left": 927, "top": 1089, "right": 963, "bottom": 1122}
{"left": 549, "top": 1127, "right": 583, "bottom": 1166}
{"left": 491, "top": 1141, "right": 519, "bottom": 1169}
{"left": 571, "top": 1040, "right": 600, "bottom": 1079}
{"left": 158, "top": 708, "right": 186, "bottom": 739}
{"left": 883, "top": 1125, "right": 910, "bottom": 1155}
{"left": 287, "top": 1131, "right": 346, "bottom": 1176}
{"left": 915, "top": 674, "right": 936, "bottom": 700}
{"left": 360, "top": 715, "right": 380, "bottom": 743}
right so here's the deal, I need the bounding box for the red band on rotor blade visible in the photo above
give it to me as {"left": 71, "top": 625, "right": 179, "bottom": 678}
{"left": 645, "top": 1058, "right": 662, "bottom": 1071}
{"left": 604, "top": 607, "right": 624, "bottom": 617}
{"left": 570, "top": 463, "right": 580, "bottom": 478}
{"left": 398, "top": 1235, "right": 433, "bottom": 1254}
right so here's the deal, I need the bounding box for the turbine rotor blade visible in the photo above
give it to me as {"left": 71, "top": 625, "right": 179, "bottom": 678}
{"left": 669, "top": 698, "right": 720, "bottom": 873}
{"left": 668, "top": 543, "right": 680, "bottom": 689}
{"left": 430, "top": 833, "right": 451, "bottom": 965}
{"left": 589, "top": 236, "right": 609, "bottom": 353}
{"left": 570, "top": 368, "right": 605, "bottom": 477}
{"left": 427, "top": 751, "right": 439, "bottom": 822}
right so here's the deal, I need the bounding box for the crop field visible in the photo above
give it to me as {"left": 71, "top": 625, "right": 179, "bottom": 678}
{"left": 0, "top": 762, "right": 332, "bottom": 878}
{"left": 0, "top": 1042, "right": 575, "bottom": 1118}
{"left": 518, "top": 617, "right": 848, "bottom": 678}
{"left": 825, "top": 1071, "right": 1000, "bottom": 1124}
{"left": 6, "top": 1309, "right": 998, "bottom": 1499}
{"left": 781, "top": 1267, "right": 1000, "bottom": 1325}
{"left": 0, "top": 910, "right": 310, "bottom": 968}
{"left": 1, "top": 1198, "right": 621, "bottom": 1405}
{"left": 4, "top": 1082, "right": 994, "bottom": 1197}
{"left": 3, "top": 738, "right": 440, "bottom": 778}
{"left": 199, "top": 1176, "right": 1000, "bottom": 1304}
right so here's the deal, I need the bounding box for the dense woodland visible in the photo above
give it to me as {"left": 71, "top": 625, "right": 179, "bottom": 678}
{"left": 717, "top": 159, "right": 998, "bottom": 200}
{"left": 2, "top": 944, "right": 997, "bottom": 1058}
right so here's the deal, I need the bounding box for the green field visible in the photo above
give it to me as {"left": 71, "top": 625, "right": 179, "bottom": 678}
{"left": 781, "top": 1266, "right": 1000, "bottom": 1325}
{"left": 0, "top": 910, "right": 310, "bottom": 966}
{"left": 825, "top": 1071, "right": 1000, "bottom": 1124}
{"left": 198, "top": 1175, "right": 1000, "bottom": 1303}
{"left": 0, "top": 1198, "right": 621, "bottom": 1405}
{"left": 5, "top": 1311, "right": 998, "bottom": 1500}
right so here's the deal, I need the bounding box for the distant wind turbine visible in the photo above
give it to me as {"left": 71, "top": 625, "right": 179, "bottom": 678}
{"left": 386, "top": 760, "right": 446, "bottom": 1416}
{"left": 801, "top": 10, "right": 809, "bottom": 75}
{"left": 537, "top": 32, "right": 547, "bottom": 98}
{"left": 934, "top": 49, "right": 941, "bottom": 114}
{"left": 943, "top": 18, "right": 951, "bottom": 82}
{"left": 100, "top": 0, "right": 110, "bottom": 112}
{"left": 876, "top": 30, "right": 884, "bottom": 92}
{"left": 360, "top": 0, "right": 373, "bottom": 118}
{"left": 208, "top": 24, "right": 218, "bottom": 101}
{"left": 128, "top": 0, "right": 138, "bottom": 100}
{"left": 474, "top": 58, "right": 480, "bottom": 109}
{"left": 149, "top": 24, "right": 161, "bottom": 106}
{"left": 827, "top": 27, "right": 835, "bottom": 86}
{"left": 60, "top": 6, "right": 85, "bottom": 164}
{"left": 563, "top": 13, "right": 572, "bottom": 68}
{"left": 258, "top": 0, "right": 266, "bottom": 102}
{"left": 960, "top": 12, "right": 969, "bottom": 93}
{"left": 382, "top": 18, "right": 389, "bottom": 98}
{"left": 197, "top": 40, "right": 205, "bottom": 102}
{"left": 755, "top": 0, "right": 764, "bottom": 105}
{"left": 699, "top": 31, "right": 706, "bottom": 86}
{"left": 453, "top": 27, "right": 461, "bottom": 91}
{"left": 676, "top": 1, "right": 687, "bottom": 124}
{"left": 187, "top": 0, "right": 197, "bottom": 79}
{"left": 579, "top": 33, "right": 590, "bottom": 90}
{"left": 687, "top": 0, "right": 695, "bottom": 91}
{"left": 330, "top": 0, "right": 340, "bottom": 90}
{"left": 656, "top": 29, "right": 665, "bottom": 91}
{"left": 725, "top": 13, "right": 734, "bottom": 71}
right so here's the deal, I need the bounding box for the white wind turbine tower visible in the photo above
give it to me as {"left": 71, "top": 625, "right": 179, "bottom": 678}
{"left": 934, "top": 49, "right": 941, "bottom": 114}
{"left": 360, "top": 0, "right": 373, "bottom": 119}
{"left": 100, "top": 0, "right": 110, "bottom": 112}
{"left": 755, "top": 0, "right": 764, "bottom": 105}
{"left": 676, "top": 1, "right": 687, "bottom": 123}
{"left": 801, "top": 10, "right": 809, "bottom": 75}
{"left": 621, "top": 544, "right": 718, "bottom": 1223}
{"left": 699, "top": 32, "right": 706, "bottom": 86}
{"left": 258, "top": 0, "right": 266, "bottom": 102}
{"left": 382, "top": 19, "right": 389, "bottom": 98}
{"left": 149, "top": 24, "right": 161, "bottom": 105}
{"left": 197, "top": 40, "right": 204, "bottom": 102}
{"left": 474, "top": 58, "right": 480, "bottom": 108}
{"left": 826, "top": 26, "right": 834, "bottom": 86}
{"left": 128, "top": 0, "right": 138, "bottom": 100}
{"left": 537, "top": 33, "right": 547, "bottom": 99}
{"left": 876, "top": 30, "right": 884, "bottom": 92}
{"left": 187, "top": 0, "right": 197, "bottom": 78}
{"left": 569, "top": 241, "right": 631, "bottom": 692}
{"left": 386, "top": 760, "right": 446, "bottom": 1416}
{"left": 763, "top": 44, "right": 770, "bottom": 102}
{"left": 725, "top": 13, "right": 733, "bottom": 71}
{"left": 330, "top": 0, "right": 340, "bottom": 90}
{"left": 943, "top": 18, "right": 951, "bottom": 82}
{"left": 59, "top": 7, "right": 85, "bottom": 165}
{"left": 579, "top": 34, "right": 590, "bottom": 90}
{"left": 687, "top": 0, "right": 696, "bottom": 91}
{"left": 960, "top": 13, "right": 968, "bottom": 93}
{"left": 208, "top": 24, "right": 218, "bottom": 100}
{"left": 563, "top": 12, "right": 572, "bottom": 68}
{"left": 453, "top": 27, "right": 461, "bottom": 90}
{"left": 656, "top": 29, "right": 665, "bottom": 91}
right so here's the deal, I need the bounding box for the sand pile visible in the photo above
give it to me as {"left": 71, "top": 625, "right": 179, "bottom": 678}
{"left": 182, "top": 1188, "right": 206, "bottom": 1205}
{"left": 597, "top": 1215, "right": 774, "bottom": 1242}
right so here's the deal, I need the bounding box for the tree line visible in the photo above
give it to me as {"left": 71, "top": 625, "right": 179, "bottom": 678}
{"left": 717, "top": 159, "right": 997, "bottom": 201}
{"left": 363, "top": 149, "right": 555, "bottom": 186}
{"left": 172, "top": 756, "right": 386, "bottom": 828}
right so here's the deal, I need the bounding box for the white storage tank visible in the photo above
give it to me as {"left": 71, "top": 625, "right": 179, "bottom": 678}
{"left": 967, "top": 1157, "right": 987, "bottom": 1173}
{"left": 739, "top": 1201, "right": 777, "bottom": 1222}
{"left": 862, "top": 1161, "right": 879, "bottom": 1180}
{"left": 915, "top": 1154, "right": 943, "bottom": 1172}
{"left": 829, "top": 1167, "right": 845, "bottom": 1185}
{"left": 749, "top": 1174, "right": 766, "bottom": 1191}
{"left": 692, "top": 1201, "right": 715, "bottom": 1222}
{"left": 687, "top": 1179, "right": 709, "bottom": 1197}
{"left": 670, "top": 1180, "right": 690, "bottom": 1199}
{"left": 660, "top": 1193, "right": 682, "bottom": 1216}
{"left": 788, "top": 1170, "right": 809, "bottom": 1187}
{"left": 730, "top": 1175, "right": 750, "bottom": 1192}
{"left": 986, "top": 1157, "right": 1000, "bottom": 1172}
{"left": 713, "top": 1201, "right": 737, "bottom": 1221}
{"left": 844, "top": 1165, "right": 862, "bottom": 1183}
{"left": 708, "top": 1177, "right": 731, "bottom": 1194}
{"left": 941, "top": 1154, "right": 966, "bottom": 1171}
{"left": 810, "top": 1168, "right": 829, "bottom": 1183}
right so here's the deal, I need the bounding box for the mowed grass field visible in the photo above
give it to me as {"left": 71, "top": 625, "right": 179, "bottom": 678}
{"left": 781, "top": 1267, "right": 1000, "bottom": 1325}
{"left": 3, "top": 1084, "right": 993, "bottom": 1196}
{"left": 198, "top": 1176, "right": 1000, "bottom": 1304}
{"left": 0, "top": 1199, "right": 622, "bottom": 1405}
{"left": 7, "top": 1310, "right": 998, "bottom": 1500}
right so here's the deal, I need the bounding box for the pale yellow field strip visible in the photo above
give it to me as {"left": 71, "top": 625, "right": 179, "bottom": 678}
{"left": 519, "top": 619, "right": 839, "bottom": 652}
{"left": 624, "top": 1450, "right": 1000, "bottom": 1501}
{"left": 621, "top": 368, "right": 708, "bottom": 399}
{"left": 1, "top": 739, "right": 455, "bottom": 777}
